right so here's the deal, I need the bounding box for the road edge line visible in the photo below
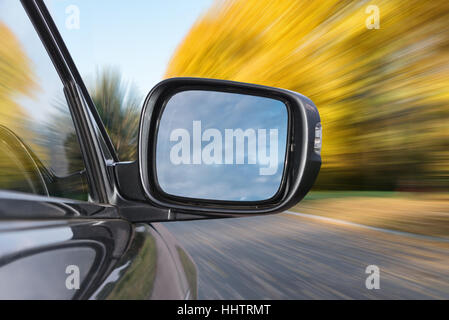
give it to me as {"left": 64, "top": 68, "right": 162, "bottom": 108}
{"left": 285, "top": 210, "right": 449, "bottom": 243}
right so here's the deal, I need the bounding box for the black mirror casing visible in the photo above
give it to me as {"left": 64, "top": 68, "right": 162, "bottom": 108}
{"left": 138, "top": 77, "right": 321, "bottom": 217}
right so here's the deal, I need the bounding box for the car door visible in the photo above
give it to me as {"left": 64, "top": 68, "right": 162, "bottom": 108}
{"left": 0, "top": 0, "right": 129, "bottom": 299}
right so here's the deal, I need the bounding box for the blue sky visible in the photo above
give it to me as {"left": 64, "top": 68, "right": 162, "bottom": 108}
{"left": 156, "top": 91, "right": 288, "bottom": 201}
{"left": 45, "top": 0, "right": 214, "bottom": 97}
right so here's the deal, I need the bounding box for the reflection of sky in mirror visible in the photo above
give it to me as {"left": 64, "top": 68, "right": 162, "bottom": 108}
{"left": 156, "top": 90, "right": 287, "bottom": 201}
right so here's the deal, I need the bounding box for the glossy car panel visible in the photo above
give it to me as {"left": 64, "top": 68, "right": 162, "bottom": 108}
{"left": 0, "top": 213, "right": 197, "bottom": 299}
{"left": 92, "top": 223, "right": 196, "bottom": 300}
{"left": 0, "top": 218, "right": 129, "bottom": 299}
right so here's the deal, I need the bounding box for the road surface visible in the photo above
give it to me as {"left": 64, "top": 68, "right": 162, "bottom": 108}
{"left": 161, "top": 211, "right": 449, "bottom": 299}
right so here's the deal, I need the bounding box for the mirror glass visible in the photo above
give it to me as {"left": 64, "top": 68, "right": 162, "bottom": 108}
{"left": 155, "top": 90, "right": 288, "bottom": 201}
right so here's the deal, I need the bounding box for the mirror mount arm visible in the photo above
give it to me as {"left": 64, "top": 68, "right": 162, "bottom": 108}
{"left": 114, "top": 161, "right": 146, "bottom": 202}
{"left": 112, "top": 161, "right": 215, "bottom": 222}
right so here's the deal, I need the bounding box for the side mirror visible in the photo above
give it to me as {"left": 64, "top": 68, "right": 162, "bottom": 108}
{"left": 136, "top": 78, "right": 321, "bottom": 216}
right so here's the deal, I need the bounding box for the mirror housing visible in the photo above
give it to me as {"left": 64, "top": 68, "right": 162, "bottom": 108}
{"left": 135, "top": 77, "right": 321, "bottom": 217}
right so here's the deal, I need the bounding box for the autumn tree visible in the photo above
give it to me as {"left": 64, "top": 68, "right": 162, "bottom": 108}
{"left": 0, "top": 23, "right": 39, "bottom": 190}
{"left": 166, "top": 0, "right": 449, "bottom": 190}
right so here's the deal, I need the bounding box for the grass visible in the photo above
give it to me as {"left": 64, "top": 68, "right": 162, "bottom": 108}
{"left": 293, "top": 191, "right": 449, "bottom": 239}
{"left": 303, "top": 190, "right": 407, "bottom": 201}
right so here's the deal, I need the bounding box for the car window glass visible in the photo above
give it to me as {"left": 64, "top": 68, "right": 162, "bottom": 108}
{"left": 44, "top": 0, "right": 214, "bottom": 161}
{"left": 0, "top": 1, "right": 89, "bottom": 201}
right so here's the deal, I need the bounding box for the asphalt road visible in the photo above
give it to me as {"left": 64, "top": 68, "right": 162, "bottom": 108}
{"left": 162, "top": 212, "right": 449, "bottom": 299}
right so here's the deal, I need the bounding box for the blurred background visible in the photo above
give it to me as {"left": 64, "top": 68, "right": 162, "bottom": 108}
{"left": 4, "top": 0, "right": 447, "bottom": 236}
{"left": 1, "top": 0, "right": 449, "bottom": 298}
{"left": 162, "top": 0, "right": 449, "bottom": 238}
{"left": 47, "top": 0, "right": 449, "bottom": 236}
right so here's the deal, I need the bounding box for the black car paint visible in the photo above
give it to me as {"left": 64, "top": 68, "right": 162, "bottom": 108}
{"left": 0, "top": 200, "right": 196, "bottom": 299}
{"left": 0, "top": 0, "right": 197, "bottom": 299}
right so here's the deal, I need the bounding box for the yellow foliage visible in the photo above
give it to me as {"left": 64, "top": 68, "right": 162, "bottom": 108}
{"left": 166, "top": 0, "right": 449, "bottom": 189}
{"left": 0, "top": 23, "right": 35, "bottom": 135}
{"left": 0, "top": 22, "right": 41, "bottom": 189}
